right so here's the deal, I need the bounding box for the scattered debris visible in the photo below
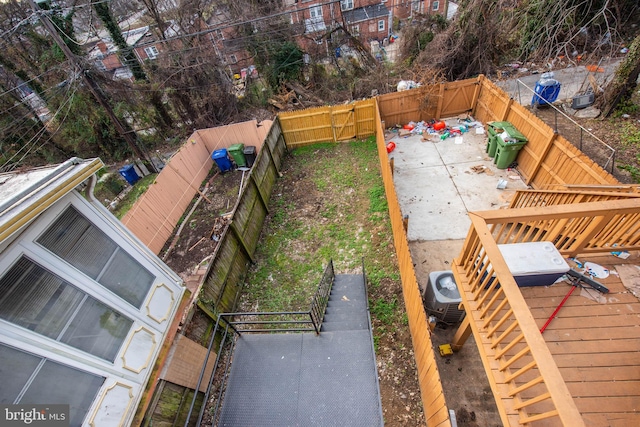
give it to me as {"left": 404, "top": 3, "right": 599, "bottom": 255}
{"left": 209, "top": 216, "right": 230, "bottom": 241}
{"left": 188, "top": 237, "right": 207, "bottom": 252}
{"left": 438, "top": 344, "right": 454, "bottom": 357}
{"left": 584, "top": 261, "right": 610, "bottom": 279}
{"left": 615, "top": 265, "right": 640, "bottom": 299}
{"left": 611, "top": 250, "right": 630, "bottom": 259}
{"left": 580, "top": 286, "right": 608, "bottom": 304}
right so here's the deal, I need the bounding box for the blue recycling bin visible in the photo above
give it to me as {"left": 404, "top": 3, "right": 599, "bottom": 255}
{"left": 118, "top": 164, "right": 140, "bottom": 185}
{"left": 532, "top": 73, "right": 561, "bottom": 106}
{"left": 212, "top": 148, "right": 232, "bottom": 173}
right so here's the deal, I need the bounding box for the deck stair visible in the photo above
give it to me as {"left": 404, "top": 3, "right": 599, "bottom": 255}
{"left": 194, "top": 264, "right": 383, "bottom": 427}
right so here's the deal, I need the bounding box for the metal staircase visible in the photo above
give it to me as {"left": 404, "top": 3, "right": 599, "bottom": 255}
{"left": 187, "top": 261, "right": 383, "bottom": 427}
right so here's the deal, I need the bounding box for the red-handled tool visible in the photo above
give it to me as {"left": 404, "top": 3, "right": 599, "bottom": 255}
{"left": 540, "top": 284, "right": 578, "bottom": 333}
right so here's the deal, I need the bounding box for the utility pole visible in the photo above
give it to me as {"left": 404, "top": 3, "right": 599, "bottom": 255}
{"left": 28, "top": 0, "right": 158, "bottom": 173}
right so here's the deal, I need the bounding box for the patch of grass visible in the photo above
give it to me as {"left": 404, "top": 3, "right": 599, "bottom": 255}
{"left": 370, "top": 296, "right": 397, "bottom": 325}
{"left": 621, "top": 122, "right": 640, "bottom": 146}
{"left": 112, "top": 173, "right": 157, "bottom": 219}
{"left": 613, "top": 99, "right": 640, "bottom": 118}
{"left": 241, "top": 139, "right": 400, "bottom": 315}
{"left": 368, "top": 184, "right": 388, "bottom": 214}
{"left": 617, "top": 153, "right": 640, "bottom": 183}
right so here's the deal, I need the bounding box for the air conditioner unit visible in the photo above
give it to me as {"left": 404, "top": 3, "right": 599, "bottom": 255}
{"left": 423, "top": 270, "right": 465, "bottom": 324}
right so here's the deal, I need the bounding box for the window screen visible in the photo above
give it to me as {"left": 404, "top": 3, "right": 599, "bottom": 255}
{"left": 0, "top": 344, "right": 104, "bottom": 427}
{"left": 38, "top": 206, "right": 154, "bottom": 307}
{"left": 0, "top": 257, "right": 132, "bottom": 361}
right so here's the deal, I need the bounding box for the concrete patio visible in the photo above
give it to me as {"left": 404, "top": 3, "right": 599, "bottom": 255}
{"left": 387, "top": 118, "right": 529, "bottom": 278}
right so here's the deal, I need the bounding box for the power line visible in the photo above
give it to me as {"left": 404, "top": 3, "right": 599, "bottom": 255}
{"left": 27, "top": 0, "right": 159, "bottom": 173}
{"left": 0, "top": 79, "right": 77, "bottom": 171}
{"left": 134, "top": 0, "right": 348, "bottom": 49}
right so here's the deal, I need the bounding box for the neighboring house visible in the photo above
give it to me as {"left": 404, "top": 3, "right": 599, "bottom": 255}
{"left": 205, "top": 0, "right": 448, "bottom": 73}
{"left": 0, "top": 158, "right": 184, "bottom": 426}
{"left": 285, "top": 0, "right": 447, "bottom": 58}
{"left": 87, "top": 26, "right": 159, "bottom": 80}
{"left": 207, "top": 6, "right": 256, "bottom": 74}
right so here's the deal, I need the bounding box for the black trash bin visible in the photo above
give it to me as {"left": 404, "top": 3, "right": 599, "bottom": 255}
{"left": 243, "top": 145, "right": 256, "bottom": 167}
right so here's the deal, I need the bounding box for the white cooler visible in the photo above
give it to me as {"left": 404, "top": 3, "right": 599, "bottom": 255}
{"left": 498, "top": 241, "right": 569, "bottom": 287}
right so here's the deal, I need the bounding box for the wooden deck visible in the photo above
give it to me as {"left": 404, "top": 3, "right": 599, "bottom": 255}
{"left": 520, "top": 253, "right": 640, "bottom": 426}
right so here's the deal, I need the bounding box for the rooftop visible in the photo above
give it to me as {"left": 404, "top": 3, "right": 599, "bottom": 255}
{"left": 0, "top": 158, "right": 102, "bottom": 243}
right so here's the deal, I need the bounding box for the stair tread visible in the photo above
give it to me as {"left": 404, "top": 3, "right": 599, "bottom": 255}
{"left": 323, "top": 312, "right": 369, "bottom": 322}
{"left": 321, "top": 321, "right": 369, "bottom": 332}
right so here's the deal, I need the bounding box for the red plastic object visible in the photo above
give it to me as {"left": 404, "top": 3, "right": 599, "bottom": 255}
{"left": 433, "top": 121, "right": 446, "bottom": 131}
{"left": 386, "top": 141, "right": 396, "bottom": 153}
{"left": 403, "top": 124, "right": 414, "bottom": 130}
{"left": 540, "top": 285, "right": 577, "bottom": 333}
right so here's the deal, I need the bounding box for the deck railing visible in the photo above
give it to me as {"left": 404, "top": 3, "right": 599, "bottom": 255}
{"left": 509, "top": 189, "right": 640, "bottom": 209}
{"left": 452, "top": 196, "right": 640, "bottom": 425}
{"left": 482, "top": 198, "right": 640, "bottom": 256}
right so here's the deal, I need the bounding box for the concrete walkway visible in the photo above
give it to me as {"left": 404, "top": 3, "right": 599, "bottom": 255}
{"left": 496, "top": 58, "right": 621, "bottom": 106}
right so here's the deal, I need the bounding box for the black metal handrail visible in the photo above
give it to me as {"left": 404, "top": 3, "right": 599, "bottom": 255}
{"left": 184, "top": 260, "right": 336, "bottom": 427}
{"left": 220, "top": 311, "right": 317, "bottom": 333}
{"left": 309, "top": 259, "right": 335, "bottom": 333}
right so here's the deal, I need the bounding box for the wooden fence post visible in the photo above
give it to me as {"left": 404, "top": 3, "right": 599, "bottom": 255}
{"left": 527, "top": 132, "right": 558, "bottom": 186}
{"left": 435, "top": 83, "right": 445, "bottom": 119}
{"left": 470, "top": 75, "right": 485, "bottom": 117}
{"left": 500, "top": 98, "right": 513, "bottom": 121}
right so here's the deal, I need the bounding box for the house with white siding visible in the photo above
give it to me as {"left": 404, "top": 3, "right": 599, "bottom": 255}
{"left": 0, "top": 158, "right": 184, "bottom": 426}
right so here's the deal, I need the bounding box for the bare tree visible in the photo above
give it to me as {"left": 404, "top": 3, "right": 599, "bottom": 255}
{"left": 599, "top": 34, "right": 640, "bottom": 117}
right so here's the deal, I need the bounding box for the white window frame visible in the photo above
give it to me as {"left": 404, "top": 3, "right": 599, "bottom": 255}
{"left": 309, "top": 5, "right": 322, "bottom": 19}
{"left": 305, "top": 5, "right": 326, "bottom": 33}
{"left": 378, "top": 19, "right": 385, "bottom": 32}
{"left": 4, "top": 193, "right": 164, "bottom": 326}
{"left": 341, "top": 0, "right": 354, "bottom": 11}
{"left": 351, "top": 25, "right": 360, "bottom": 36}
{"left": 144, "top": 46, "right": 159, "bottom": 59}
{"left": 432, "top": 1, "right": 440, "bottom": 11}
{"left": 0, "top": 190, "right": 184, "bottom": 427}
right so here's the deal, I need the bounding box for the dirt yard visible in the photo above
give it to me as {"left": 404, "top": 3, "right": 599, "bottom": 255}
{"left": 161, "top": 170, "right": 244, "bottom": 279}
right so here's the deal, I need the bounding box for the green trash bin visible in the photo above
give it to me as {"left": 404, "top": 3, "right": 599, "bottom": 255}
{"left": 228, "top": 143, "right": 246, "bottom": 167}
{"left": 495, "top": 137, "right": 527, "bottom": 169}
{"left": 486, "top": 126, "right": 498, "bottom": 157}
{"left": 487, "top": 121, "right": 512, "bottom": 157}
{"left": 488, "top": 121, "right": 527, "bottom": 142}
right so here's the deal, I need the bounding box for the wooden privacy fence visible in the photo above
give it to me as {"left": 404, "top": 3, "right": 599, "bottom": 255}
{"left": 121, "top": 120, "right": 272, "bottom": 254}
{"left": 376, "top": 78, "right": 481, "bottom": 126}
{"left": 374, "top": 100, "right": 452, "bottom": 427}
{"left": 196, "top": 118, "right": 286, "bottom": 314}
{"left": 471, "top": 76, "right": 618, "bottom": 189}
{"left": 279, "top": 98, "right": 377, "bottom": 147}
